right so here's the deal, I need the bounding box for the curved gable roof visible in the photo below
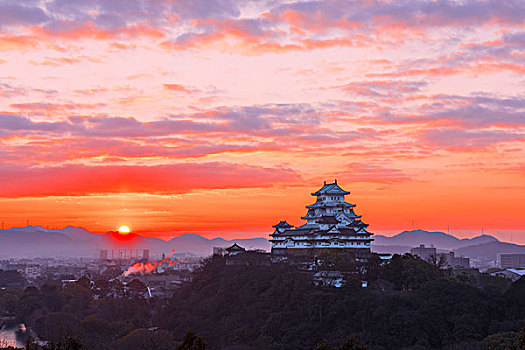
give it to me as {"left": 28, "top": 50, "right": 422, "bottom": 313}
{"left": 312, "top": 181, "right": 350, "bottom": 196}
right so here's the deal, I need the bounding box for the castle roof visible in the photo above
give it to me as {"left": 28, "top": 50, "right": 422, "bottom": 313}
{"left": 306, "top": 201, "right": 355, "bottom": 209}
{"left": 346, "top": 209, "right": 361, "bottom": 218}
{"left": 226, "top": 243, "right": 245, "bottom": 252}
{"left": 272, "top": 221, "right": 294, "bottom": 229}
{"left": 271, "top": 223, "right": 373, "bottom": 237}
{"left": 269, "top": 227, "right": 374, "bottom": 241}
{"left": 312, "top": 180, "right": 350, "bottom": 196}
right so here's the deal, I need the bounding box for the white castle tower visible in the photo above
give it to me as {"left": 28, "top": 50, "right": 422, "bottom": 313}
{"left": 270, "top": 180, "right": 373, "bottom": 256}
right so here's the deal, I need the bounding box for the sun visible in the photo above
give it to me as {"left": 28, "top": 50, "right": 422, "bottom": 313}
{"left": 118, "top": 225, "right": 131, "bottom": 234}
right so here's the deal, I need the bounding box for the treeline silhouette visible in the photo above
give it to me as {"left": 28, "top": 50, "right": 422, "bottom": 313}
{"left": 1, "top": 254, "right": 525, "bottom": 349}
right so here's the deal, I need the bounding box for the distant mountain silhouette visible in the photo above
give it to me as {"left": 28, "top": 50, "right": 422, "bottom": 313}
{"left": 0, "top": 226, "right": 270, "bottom": 258}
{"left": 372, "top": 229, "right": 499, "bottom": 251}
{"left": 371, "top": 229, "right": 525, "bottom": 261}
{"left": 0, "top": 226, "right": 520, "bottom": 261}
{"left": 168, "top": 234, "right": 270, "bottom": 256}
{"left": 454, "top": 241, "right": 525, "bottom": 261}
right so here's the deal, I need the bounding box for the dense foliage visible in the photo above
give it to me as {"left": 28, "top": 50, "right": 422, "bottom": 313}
{"left": 1, "top": 255, "right": 525, "bottom": 349}
{"left": 157, "top": 255, "right": 524, "bottom": 349}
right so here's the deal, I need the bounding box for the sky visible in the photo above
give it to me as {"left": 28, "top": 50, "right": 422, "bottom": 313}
{"left": 0, "top": 0, "right": 523, "bottom": 242}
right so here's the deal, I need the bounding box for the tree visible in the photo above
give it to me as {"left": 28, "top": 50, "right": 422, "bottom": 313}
{"left": 518, "top": 327, "right": 525, "bottom": 350}
{"left": 313, "top": 340, "right": 334, "bottom": 350}
{"left": 0, "top": 270, "right": 25, "bottom": 288}
{"left": 383, "top": 254, "right": 441, "bottom": 290}
{"left": 62, "top": 283, "right": 92, "bottom": 315}
{"left": 177, "top": 331, "right": 208, "bottom": 350}
{"left": 316, "top": 251, "right": 359, "bottom": 274}
{"left": 78, "top": 315, "right": 115, "bottom": 349}
{"left": 479, "top": 332, "right": 518, "bottom": 350}
{"left": 40, "top": 283, "right": 65, "bottom": 312}
{"left": 313, "top": 337, "right": 368, "bottom": 350}
{"left": 42, "top": 335, "right": 83, "bottom": 350}
{"left": 113, "top": 329, "right": 175, "bottom": 350}
{"left": 0, "top": 288, "right": 21, "bottom": 314}
{"left": 127, "top": 279, "right": 148, "bottom": 296}
{"left": 94, "top": 279, "right": 111, "bottom": 296}
{"left": 338, "top": 337, "right": 368, "bottom": 350}
{"left": 34, "top": 312, "right": 80, "bottom": 342}
{"left": 426, "top": 253, "right": 447, "bottom": 269}
{"left": 75, "top": 276, "right": 92, "bottom": 290}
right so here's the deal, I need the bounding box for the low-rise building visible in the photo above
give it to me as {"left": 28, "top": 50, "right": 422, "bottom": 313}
{"left": 223, "top": 243, "right": 270, "bottom": 266}
{"left": 447, "top": 254, "right": 470, "bottom": 269}
{"left": 490, "top": 268, "right": 525, "bottom": 282}
{"left": 23, "top": 265, "right": 41, "bottom": 280}
{"left": 498, "top": 254, "right": 525, "bottom": 269}
{"left": 410, "top": 244, "right": 436, "bottom": 260}
{"left": 410, "top": 245, "right": 469, "bottom": 268}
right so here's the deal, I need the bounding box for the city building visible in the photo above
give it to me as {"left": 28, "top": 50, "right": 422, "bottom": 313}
{"left": 498, "top": 254, "right": 525, "bottom": 269}
{"left": 270, "top": 181, "right": 373, "bottom": 257}
{"left": 23, "top": 265, "right": 41, "bottom": 280}
{"left": 447, "top": 254, "right": 470, "bottom": 269}
{"left": 410, "top": 245, "right": 436, "bottom": 260}
{"left": 410, "top": 244, "right": 470, "bottom": 268}
{"left": 100, "top": 250, "right": 108, "bottom": 260}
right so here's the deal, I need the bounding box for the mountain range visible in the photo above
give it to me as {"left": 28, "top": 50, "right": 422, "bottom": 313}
{"left": 0, "top": 226, "right": 270, "bottom": 258}
{"left": 371, "top": 230, "right": 525, "bottom": 261}
{"left": 0, "top": 226, "right": 523, "bottom": 261}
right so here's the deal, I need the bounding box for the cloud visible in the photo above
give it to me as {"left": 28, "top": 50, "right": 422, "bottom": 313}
{"left": 271, "top": 0, "right": 525, "bottom": 31}
{"left": 162, "top": 84, "right": 196, "bottom": 93}
{"left": 0, "top": 3, "right": 48, "bottom": 28}
{"left": 0, "top": 113, "right": 71, "bottom": 132}
{"left": 32, "top": 21, "right": 166, "bottom": 40}
{"left": 46, "top": 0, "right": 241, "bottom": 24}
{"left": 0, "top": 0, "right": 521, "bottom": 55}
{"left": 426, "top": 104, "right": 525, "bottom": 127}
{"left": 420, "top": 128, "right": 524, "bottom": 150}
{"left": 369, "top": 93, "right": 525, "bottom": 130}
{"left": 0, "top": 103, "right": 325, "bottom": 137}
{"left": 337, "top": 80, "right": 428, "bottom": 98}
{"left": 0, "top": 82, "right": 26, "bottom": 98}
{"left": 0, "top": 162, "right": 301, "bottom": 197}
{"left": 0, "top": 33, "right": 41, "bottom": 51}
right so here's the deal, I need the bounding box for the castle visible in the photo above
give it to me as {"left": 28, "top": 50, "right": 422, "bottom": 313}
{"left": 270, "top": 181, "right": 373, "bottom": 257}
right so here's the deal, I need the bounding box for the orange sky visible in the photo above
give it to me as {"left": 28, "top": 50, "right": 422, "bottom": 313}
{"left": 0, "top": 0, "right": 523, "bottom": 243}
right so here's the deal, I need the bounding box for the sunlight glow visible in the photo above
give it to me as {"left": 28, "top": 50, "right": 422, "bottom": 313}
{"left": 118, "top": 225, "right": 131, "bottom": 234}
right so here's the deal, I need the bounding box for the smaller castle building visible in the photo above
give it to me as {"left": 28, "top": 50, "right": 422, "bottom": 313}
{"left": 270, "top": 181, "right": 373, "bottom": 256}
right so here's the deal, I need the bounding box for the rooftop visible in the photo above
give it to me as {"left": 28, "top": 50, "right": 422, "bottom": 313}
{"left": 273, "top": 221, "right": 294, "bottom": 229}
{"left": 508, "top": 269, "right": 525, "bottom": 276}
{"left": 226, "top": 243, "right": 246, "bottom": 252}
{"left": 311, "top": 180, "right": 350, "bottom": 196}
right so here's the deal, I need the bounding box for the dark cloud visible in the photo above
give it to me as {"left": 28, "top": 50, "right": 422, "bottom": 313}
{"left": 374, "top": 94, "right": 525, "bottom": 128}
{"left": 428, "top": 104, "right": 525, "bottom": 127}
{"left": 420, "top": 128, "right": 524, "bottom": 149}
{"left": 0, "top": 113, "right": 71, "bottom": 132}
{"left": 2, "top": 0, "right": 522, "bottom": 54}
{"left": 0, "top": 2, "right": 48, "bottom": 27}
{"left": 273, "top": 0, "right": 525, "bottom": 29}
